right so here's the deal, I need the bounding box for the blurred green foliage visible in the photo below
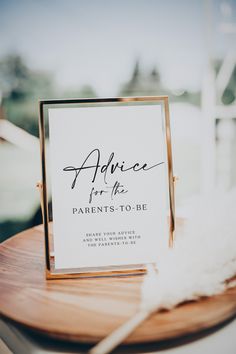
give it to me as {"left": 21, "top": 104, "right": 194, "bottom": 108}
{"left": 0, "top": 54, "right": 97, "bottom": 137}
{"left": 0, "top": 54, "right": 55, "bottom": 136}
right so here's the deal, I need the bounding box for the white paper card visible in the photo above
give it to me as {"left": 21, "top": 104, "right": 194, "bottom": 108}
{"left": 48, "top": 104, "right": 169, "bottom": 270}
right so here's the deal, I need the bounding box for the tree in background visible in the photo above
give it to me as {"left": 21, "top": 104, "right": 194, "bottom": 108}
{"left": 0, "top": 54, "right": 54, "bottom": 136}
{"left": 0, "top": 54, "right": 98, "bottom": 137}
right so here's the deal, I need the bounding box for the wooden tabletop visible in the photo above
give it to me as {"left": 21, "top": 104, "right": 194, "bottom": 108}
{"left": 0, "top": 224, "right": 236, "bottom": 345}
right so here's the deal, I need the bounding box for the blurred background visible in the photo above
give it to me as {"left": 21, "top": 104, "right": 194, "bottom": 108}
{"left": 0, "top": 0, "right": 235, "bottom": 241}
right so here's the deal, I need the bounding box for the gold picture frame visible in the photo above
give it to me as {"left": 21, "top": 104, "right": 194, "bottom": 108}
{"left": 38, "top": 96, "right": 175, "bottom": 279}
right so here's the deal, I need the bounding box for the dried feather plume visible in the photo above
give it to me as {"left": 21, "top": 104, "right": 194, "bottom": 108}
{"left": 89, "top": 190, "right": 236, "bottom": 354}
{"left": 142, "top": 189, "right": 236, "bottom": 312}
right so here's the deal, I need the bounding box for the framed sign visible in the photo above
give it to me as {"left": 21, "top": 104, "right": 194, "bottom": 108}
{"left": 38, "top": 96, "right": 175, "bottom": 279}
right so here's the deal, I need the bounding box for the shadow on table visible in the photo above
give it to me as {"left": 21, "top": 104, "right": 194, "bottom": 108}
{"left": 2, "top": 314, "right": 235, "bottom": 354}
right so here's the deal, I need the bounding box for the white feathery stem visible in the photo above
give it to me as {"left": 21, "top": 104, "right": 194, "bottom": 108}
{"left": 89, "top": 189, "right": 236, "bottom": 354}
{"left": 88, "top": 309, "right": 150, "bottom": 354}
{"left": 89, "top": 264, "right": 158, "bottom": 354}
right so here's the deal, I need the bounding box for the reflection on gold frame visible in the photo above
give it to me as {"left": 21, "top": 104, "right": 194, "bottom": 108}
{"left": 38, "top": 96, "right": 175, "bottom": 279}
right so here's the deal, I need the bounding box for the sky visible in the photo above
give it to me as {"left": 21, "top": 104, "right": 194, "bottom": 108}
{"left": 0, "top": 0, "right": 235, "bottom": 95}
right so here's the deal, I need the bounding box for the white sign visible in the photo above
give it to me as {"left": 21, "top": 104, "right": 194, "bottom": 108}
{"left": 47, "top": 102, "right": 171, "bottom": 271}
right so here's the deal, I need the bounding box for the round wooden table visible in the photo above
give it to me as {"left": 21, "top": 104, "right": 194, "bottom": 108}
{"left": 0, "top": 224, "right": 236, "bottom": 346}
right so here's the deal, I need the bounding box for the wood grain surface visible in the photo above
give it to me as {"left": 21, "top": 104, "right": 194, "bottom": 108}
{"left": 0, "top": 224, "right": 236, "bottom": 344}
